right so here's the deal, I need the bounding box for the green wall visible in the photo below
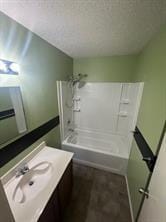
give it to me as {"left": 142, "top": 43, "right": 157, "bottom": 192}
{"left": 0, "top": 12, "right": 73, "bottom": 176}
{"left": 127, "top": 24, "right": 166, "bottom": 219}
{"left": 74, "top": 56, "right": 138, "bottom": 82}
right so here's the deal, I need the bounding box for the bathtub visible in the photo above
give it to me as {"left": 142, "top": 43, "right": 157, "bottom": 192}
{"left": 62, "top": 129, "right": 129, "bottom": 175}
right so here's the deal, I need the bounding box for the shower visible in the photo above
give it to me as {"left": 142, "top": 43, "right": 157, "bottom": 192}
{"left": 57, "top": 81, "right": 144, "bottom": 175}
{"left": 68, "top": 73, "right": 88, "bottom": 88}
{"left": 65, "top": 73, "right": 88, "bottom": 109}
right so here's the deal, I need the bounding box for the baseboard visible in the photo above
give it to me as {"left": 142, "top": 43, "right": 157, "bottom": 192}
{"left": 125, "top": 175, "right": 134, "bottom": 222}
{"left": 73, "top": 158, "right": 126, "bottom": 176}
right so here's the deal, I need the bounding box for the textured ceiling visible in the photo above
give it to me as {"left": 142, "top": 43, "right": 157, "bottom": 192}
{"left": 0, "top": 0, "right": 166, "bottom": 58}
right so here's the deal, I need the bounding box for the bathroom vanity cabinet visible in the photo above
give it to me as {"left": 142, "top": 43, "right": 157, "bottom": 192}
{"left": 38, "top": 161, "right": 72, "bottom": 222}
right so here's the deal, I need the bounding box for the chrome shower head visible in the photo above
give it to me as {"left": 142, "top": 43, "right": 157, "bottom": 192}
{"left": 67, "top": 73, "right": 88, "bottom": 88}
{"left": 78, "top": 81, "right": 86, "bottom": 88}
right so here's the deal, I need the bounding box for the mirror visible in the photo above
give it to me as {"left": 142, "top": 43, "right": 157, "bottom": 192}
{"left": 0, "top": 87, "right": 27, "bottom": 145}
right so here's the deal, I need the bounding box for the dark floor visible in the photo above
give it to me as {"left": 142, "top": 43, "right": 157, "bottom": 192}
{"left": 63, "top": 163, "right": 132, "bottom": 222}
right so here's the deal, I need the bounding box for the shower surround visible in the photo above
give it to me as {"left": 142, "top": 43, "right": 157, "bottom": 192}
{"left": 57, "top": 81, "right": 143, "bottom": 175}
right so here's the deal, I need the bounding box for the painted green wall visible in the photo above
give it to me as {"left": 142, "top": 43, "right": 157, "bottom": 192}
{"left": 74, "top": 56, "right": 138, "bottom": 82}
{"left": 0, "top": 12, "right": 73, "bottom": 176}
{"left": 127, "top": 24, "right": 166, "bottom": 218}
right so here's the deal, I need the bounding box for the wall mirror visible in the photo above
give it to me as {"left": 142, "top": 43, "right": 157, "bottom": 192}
{"left": 0, "top": 87, "right": 27, "bottom": 146}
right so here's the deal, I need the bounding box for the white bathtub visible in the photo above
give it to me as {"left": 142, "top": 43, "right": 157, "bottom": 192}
{"left": 62, "top": 130, "right": 129, "bottom": 175}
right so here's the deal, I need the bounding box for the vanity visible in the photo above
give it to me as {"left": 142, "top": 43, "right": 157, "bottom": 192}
{"left": 0, "top": 142, "right": 74, "bottom": 222}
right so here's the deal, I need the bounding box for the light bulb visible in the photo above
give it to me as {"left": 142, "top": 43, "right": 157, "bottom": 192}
{"left": 10, "top": 63, "right": 19, "bottom": 73}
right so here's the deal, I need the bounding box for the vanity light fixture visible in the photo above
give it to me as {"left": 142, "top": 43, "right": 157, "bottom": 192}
{"left": 0, "top": 59, "right": 19, "bottom": 75}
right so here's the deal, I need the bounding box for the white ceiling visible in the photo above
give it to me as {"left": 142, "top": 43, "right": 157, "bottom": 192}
{"left": 1, "top": 0, "right": 166, "bottom": 58}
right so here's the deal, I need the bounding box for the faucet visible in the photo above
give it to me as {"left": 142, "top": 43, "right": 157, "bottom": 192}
{"left": 16, "top": 163, "right": 29, "bottom": 177}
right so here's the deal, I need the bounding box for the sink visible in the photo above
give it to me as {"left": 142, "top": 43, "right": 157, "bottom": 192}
{"left": 13, "top": 161, "right": 53, "bottom": 204}
{"left": 1, "top": 141, "right": 73, "bottom": 222}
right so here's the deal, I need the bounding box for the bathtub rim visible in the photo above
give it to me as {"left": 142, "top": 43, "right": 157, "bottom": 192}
{"left": 62, "top": 140, "right": 129, "bottom": 159}
{"left": 62, "top": 142, "right": 128, "bottom": 176}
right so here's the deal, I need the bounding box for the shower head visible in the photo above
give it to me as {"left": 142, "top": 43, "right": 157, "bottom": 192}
{"left": 75, "top": 73, "right": 87, "bottom": 88}
{"left": 78, "top": 81, "right": 86, "bottom": 88}
{"left": 68, "top": 73, "right": 88, "bottom": 87}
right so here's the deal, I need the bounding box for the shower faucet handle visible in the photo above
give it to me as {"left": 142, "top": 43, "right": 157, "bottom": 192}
{"left": 67, "top": 119, "right": 71, "bottom": 125}
{"left": 68, "top": 128, "right": 74, "bottom": 132}
{"left": 73, "top": 97, "right": 81, "bottom": 101}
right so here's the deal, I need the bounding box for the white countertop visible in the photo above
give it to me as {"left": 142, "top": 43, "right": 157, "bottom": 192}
{"left": 1, "top": 142, "right": 73, "bottom": 222}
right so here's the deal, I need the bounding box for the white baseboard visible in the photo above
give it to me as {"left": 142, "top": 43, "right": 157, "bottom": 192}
{"left": 125, "top": 176, "right": 134, "bottom": 222}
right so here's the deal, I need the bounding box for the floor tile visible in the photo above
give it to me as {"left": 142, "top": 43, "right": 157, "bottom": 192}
{"left": 63, "top": 163, "right": 132, "bottom": 222}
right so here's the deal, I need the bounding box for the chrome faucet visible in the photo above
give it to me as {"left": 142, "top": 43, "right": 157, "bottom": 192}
{"left": 16, "top": 163, "right": 29, "bottom": 177}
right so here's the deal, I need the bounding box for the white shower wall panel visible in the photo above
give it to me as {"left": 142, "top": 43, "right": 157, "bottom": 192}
{"left": 74, "top": 83, "right": 122, "bottom": 134}
{"left": 117, "top": 83, "right": 141, "bottom": 135}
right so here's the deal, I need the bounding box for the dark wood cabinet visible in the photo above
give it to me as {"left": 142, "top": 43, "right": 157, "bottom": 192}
{"left": 58, "top": 161, "right": 73, "bottom": 216}
{"left": 38, "top": 189, "right": 60, "bottom": 222}
{"left": 38, "top": 161, "right": 72, "bottom": 222}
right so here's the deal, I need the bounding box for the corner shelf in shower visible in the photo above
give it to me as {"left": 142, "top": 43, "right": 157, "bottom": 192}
{"left": 120, "top": 99, "right": 130, "bottom": 104}
{"left": 73, "top": 109, "right": 80, "bottom": 112}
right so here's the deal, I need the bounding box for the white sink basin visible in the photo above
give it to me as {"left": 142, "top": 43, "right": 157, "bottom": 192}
{"left": 13, "top": 161, "right": 53, "bottom": 204}
{"left": 1, "top": 142, "right": 73, "bottom": 222}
